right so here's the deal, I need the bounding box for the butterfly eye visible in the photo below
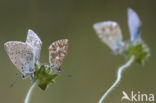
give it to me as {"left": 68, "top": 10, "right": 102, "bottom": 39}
{"left": 50, "top": 64, "right": 54, "bottom": 69}
{"left": 21, "top": 74, "right": 26, "bottom": 78}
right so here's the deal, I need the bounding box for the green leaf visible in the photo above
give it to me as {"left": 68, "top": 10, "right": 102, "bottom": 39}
{"left": 33, "top": 65, "right": 58, "bottom": 91}
{"left": 123, "top": 41, "right": 150, "bottom": 64}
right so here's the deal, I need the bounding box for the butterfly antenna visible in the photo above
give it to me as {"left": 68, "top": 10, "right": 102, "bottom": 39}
{"left": 64, "top": 32, "right": 69, "bottom": 35}
{"left": 9, "top": 73, "right": 21, "bottom": 88}
{"left": 62, "top": 69, "right": 72, "bottom": 78}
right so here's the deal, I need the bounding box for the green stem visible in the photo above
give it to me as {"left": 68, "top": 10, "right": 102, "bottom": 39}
{"left": 24, "top": 81, "right": 38, "bottom": 103}
{"left": 98, "top": 56, "right": 135, "bottom": 103}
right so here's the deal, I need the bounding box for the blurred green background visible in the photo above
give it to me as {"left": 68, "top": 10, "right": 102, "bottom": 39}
{"left": 0, "top": 0, "right": 155, "bottom": 103}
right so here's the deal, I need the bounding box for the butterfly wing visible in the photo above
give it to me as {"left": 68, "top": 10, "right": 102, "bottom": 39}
{"left": 128, "top": 8, "right": 141, "bottom": 43}
{"left": 49, "top": 39, "right": 68, "bottom": 69}
{"left": 4, "top": 41, "right": 35, "bottom": 77}
{"left": 26, "top": 29, "right": 42, "bottom": 63}
{"left": 93, "top": 21, "right": 123, "bottom": 52}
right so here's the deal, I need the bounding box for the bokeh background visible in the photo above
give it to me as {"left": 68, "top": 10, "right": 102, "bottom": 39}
{"left": 0, "top": 0, "right": 155, "bottom": 103}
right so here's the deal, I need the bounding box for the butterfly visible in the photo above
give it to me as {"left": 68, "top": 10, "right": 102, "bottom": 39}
{"left": 93, "top": 21, "right": 123, "bottom": 53}
{"left": 26, "top": 29, "right": 42, "bottom": 64}
{"left": 128, "top": 8, "right": 142, "bottom": 43}
{"left": 4, "top": 29, "right": 42, "bottom": 78}
{"left": 49, "top": 39, "right": 68, "bottom": 71}
{"left": 5, "top": 29, "right": 68, "bottom": 78}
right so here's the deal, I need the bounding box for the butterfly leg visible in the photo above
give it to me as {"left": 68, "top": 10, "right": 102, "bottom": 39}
{"left": 57, "top": 68, "right": 62, "bottom": 72}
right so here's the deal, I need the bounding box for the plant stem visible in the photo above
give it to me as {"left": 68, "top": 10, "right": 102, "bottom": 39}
{"left": 24, "top": 81, "right": 38, "bottom": 103}
{"left": 98, "top": 56, "right": 135, "bottom": 103}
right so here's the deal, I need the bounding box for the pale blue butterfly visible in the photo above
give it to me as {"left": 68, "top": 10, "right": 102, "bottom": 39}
{"left": 4, "top": 29, "right": 42, "bottom": 78}
{"left": 128, "top": 8, "right": 142, "bottom": 43}
{"left": 93, "top": 21, "right": 124, "bottom": 54}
